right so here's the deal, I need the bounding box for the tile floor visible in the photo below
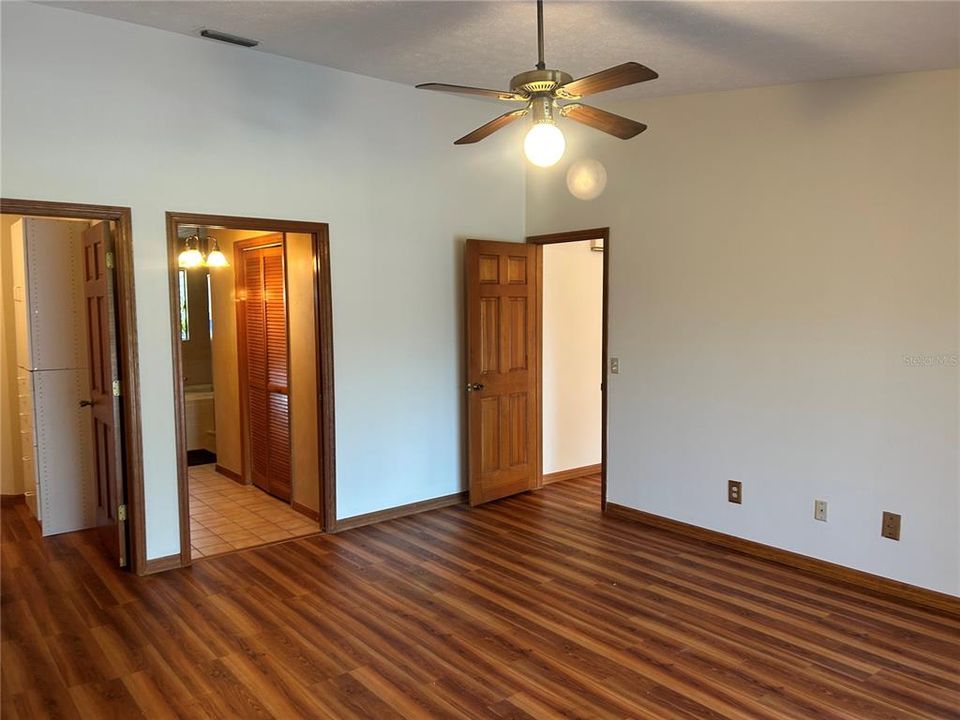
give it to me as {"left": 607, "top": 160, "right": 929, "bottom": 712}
{"left": 188, "top": 464, "right": 319, "bottom": 559}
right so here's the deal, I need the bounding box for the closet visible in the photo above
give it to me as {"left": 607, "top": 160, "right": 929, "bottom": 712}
{"left": 236, "top": 237, "right": 291, "bottom": 501}
{"left": 11, "top": 218, "right": 96, "bottom": 534}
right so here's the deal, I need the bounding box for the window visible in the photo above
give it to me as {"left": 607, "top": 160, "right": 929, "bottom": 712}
{"left": 178, "top": 269, "right": 190, "bottom": 341}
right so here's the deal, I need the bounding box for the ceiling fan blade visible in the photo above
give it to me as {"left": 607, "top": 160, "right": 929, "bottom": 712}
{"left": 560, "top": 104, "right": 647, "bottom": 139}
{"left": 555, "top": 62, "right": 658, "bottom": 99}
{"left": 455, "top": 109, "right": 529, "bottom": 145}
{"left": 416, "top": 83, "right": 527, "bottom": 102}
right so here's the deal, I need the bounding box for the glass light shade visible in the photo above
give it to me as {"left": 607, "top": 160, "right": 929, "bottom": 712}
{"left": 178, "top": 247, "right": 204, "bottom": 268}
{"left": 523, "top": 122, "right": 565, "bottom": 167}
{"left": 205, "top": 249, "right": 228, "bottom": 268}
{"left": 205, "top": 238, "right": 229, "bottom": 268}
{"left": 566, "top": 158, "right": 608, "bottom": 200}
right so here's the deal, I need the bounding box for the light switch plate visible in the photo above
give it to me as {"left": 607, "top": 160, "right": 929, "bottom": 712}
{"left": 610, "top": 357, "right": 620, "bottom": 374}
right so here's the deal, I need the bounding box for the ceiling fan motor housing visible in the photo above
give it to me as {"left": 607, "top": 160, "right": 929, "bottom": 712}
{"left": 529, "top": 95, "right": 557, "bottom": 124}
{"left": 510, "top": 68, "right": 574, "bottom": 97}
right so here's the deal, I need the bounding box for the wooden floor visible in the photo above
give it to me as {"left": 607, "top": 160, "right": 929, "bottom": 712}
{"left": 2, "top": 475, "right": 958, "bottom": 719}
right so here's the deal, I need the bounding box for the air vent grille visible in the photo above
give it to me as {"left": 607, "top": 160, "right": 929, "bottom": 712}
{"left": 199, "top": 29, "right": 259, "bottom": 48}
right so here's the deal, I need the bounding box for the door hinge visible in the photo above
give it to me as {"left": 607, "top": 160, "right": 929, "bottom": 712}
{"left": 112, "top": 380, "right": 121, "bottom": 397}
{"left": 105, "top": 251, "right": 115, "bottom": 269}
{"left": 118, "top": 504, "right": 127, "bottom": 521}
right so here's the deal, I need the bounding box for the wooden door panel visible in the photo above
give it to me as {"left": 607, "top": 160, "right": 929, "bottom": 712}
{"left": 248, "top": 386, "right": 270, "bottom": 484}
{"left": 466, "top": 240, "right": 539, "bottom": 506}
{"left": 504, "top": 391, "right": 528, "bottom": 466}
{"left": 83, "top": 222, "right": 127, "bottom": 567}
{"left": 268, "top": 393, "right": 291, "bottom": 499}
{"left": 263, "top": 252, "right": 288, "bottom": 389}
{"left": 236, "top": 238, "right": 292, "bottom": 503}
{"left": 479, "top": 298, "right": 500, "bottom": 374}
{"left": 478, "top": 254, "right": 500, "bottom": 283}
{"left": 504, "top": 296, "right": 528, "bottom": 371}
{"left": 479, "top": 396, "right": 500, "bottom": 474}
{"left": 506, "top": 255, "right": 527, "bottom": 284}
{"left": 241, "top": 250, "right": 269, "bottom": 492}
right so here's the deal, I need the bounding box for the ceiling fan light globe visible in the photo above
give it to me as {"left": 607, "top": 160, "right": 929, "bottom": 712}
{"left": 524, "top": 122, "right": 565, "bottom": 167}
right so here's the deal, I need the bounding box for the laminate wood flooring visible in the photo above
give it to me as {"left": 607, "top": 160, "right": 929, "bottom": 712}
{"left": 2, "top": 475, "right": 958, "bottom": 719}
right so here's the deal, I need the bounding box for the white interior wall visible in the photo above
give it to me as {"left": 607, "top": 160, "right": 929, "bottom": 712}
{"left": 542, "top": 240, "right": 603, "bottom": 475}
{"left": 527, "top": 69, "right": 960, "bottom": 596}
{"left": 1, "top": 2, "right": 526, "bottom": 559}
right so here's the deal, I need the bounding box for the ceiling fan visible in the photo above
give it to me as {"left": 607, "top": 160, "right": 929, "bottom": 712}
{"left": 416, "top": 0, "right": 658, "bottom": 167}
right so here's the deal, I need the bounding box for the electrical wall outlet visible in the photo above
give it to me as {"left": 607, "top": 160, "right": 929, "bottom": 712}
{"left": 727, "top": 480, "right": 742, "bottom": 504}
{"left": 881, "top": 512, "right": 901, "bottom": 541}
{"left": 814, "top": 500, "right": 827, "bottom": 522}
{"left": 610, "top": 357, "right": 620, "bottom": 374}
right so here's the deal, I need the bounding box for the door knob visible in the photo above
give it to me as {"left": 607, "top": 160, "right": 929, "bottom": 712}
{"left": 79, "top": 399, "right": 94, "bottom": 407}
{"left": 466, "top": 383, "right": 484, "bottom": 392}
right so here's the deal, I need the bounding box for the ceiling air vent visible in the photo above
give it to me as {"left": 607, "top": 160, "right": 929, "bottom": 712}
{"left": 199, "top": 29, "right": 259, "bottom": 48}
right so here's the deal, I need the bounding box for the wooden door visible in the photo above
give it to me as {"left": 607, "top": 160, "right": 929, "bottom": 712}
{"left": 236, "top": 238, "right": 292, "bottom": 501}
{"left": 82, "top": 222, "right": 128, "bottom": 567}
{"left": 465, "top": 240, "right": 539, "bottom": 505}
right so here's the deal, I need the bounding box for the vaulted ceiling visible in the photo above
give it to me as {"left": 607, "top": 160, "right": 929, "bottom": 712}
{"left": 43, "top": 1, "right": 960, "bottom": 100}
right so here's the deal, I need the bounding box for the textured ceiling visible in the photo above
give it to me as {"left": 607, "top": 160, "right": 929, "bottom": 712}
{"left": 41, "top": 1, "right": 960, "bottom": 100}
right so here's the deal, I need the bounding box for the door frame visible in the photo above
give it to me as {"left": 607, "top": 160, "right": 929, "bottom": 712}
{"left": 165, "top": 212, "right": 336, "bottom": 569}
{"left": 526, "top": 227, "right": 610, "bottom": 510}
{"left": 1, "top": 198, "right": 147, "bottom": 573}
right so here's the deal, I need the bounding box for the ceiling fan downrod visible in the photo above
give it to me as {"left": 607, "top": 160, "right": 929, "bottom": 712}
{"left": 536, "top": 0, "right": 545, "bottom": 71}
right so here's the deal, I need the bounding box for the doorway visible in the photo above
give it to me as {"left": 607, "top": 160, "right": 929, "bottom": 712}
{"left": 0, "top": 198, "right": 145, "bottom": 573}
{"left": 462, "top": 228, "right": 609, "bottom": 508}
{"left": 531, "top": 229, "right": 607, "bottom": 507}
{"left": 166, "top": 212, "right": 335, "bottom": 567}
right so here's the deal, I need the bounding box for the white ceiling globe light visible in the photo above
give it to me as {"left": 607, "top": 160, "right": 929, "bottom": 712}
{"left": 566, "top": 158, "right": 608, "bottom": 200}
{"left": 524, "top": 122, "right": 566, "bottom": 167}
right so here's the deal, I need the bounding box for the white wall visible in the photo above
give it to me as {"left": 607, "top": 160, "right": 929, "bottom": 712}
{"left": 527, "top": 69, "right": 960, "bottom": 596}
{"left": 542, "top": 240, "right": 603, "bottom": 474}
{"left": 1, "top": 2, "right": 526, "bottom": 559}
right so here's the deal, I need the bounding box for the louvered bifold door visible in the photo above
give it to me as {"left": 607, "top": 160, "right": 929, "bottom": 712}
{"left": 239, "top": 243, "right": 291, "bottom": 501}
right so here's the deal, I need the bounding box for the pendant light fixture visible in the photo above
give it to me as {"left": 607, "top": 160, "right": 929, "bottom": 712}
{"left": 177, "top": 230, "right": 229, "bottom": 269}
